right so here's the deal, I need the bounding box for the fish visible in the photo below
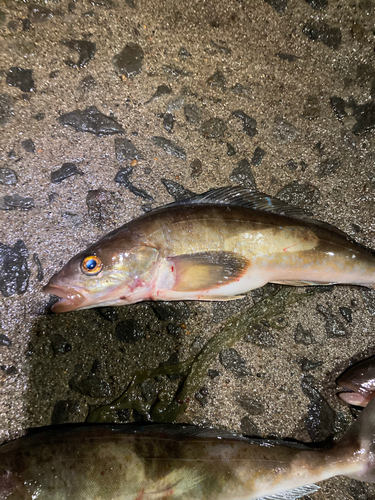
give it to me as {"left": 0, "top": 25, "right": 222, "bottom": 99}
{"left": 338, "top": 355, "right": 375, "bottom": 407}
{"left": 43, "top": 186, "right": 375, "bottom": 313}
{"left": 1, "top": 399, "right": 375, "bottom": 500}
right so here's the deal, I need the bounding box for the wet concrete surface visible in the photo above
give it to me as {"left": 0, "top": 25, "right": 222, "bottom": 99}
{"left": 1, "top": 0, "right": 375, "bottom": 498}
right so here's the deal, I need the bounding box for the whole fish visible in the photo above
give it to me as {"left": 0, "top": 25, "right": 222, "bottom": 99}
{"left": 338, "top": 355, "right": 375, "bottom": 407}
{"left": 2, "top": 400, "right": 375, "bottom": 500}
{"left": 43, "top": 186, "right": 375, "bottom": 312}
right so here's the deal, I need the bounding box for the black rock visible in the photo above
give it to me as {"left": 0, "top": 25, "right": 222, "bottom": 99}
{"left": 316, "top": 304, "right": 349, "bottom": 338}
{"left": 0, "top": 94, "right": 14, "bottom": 125}
{"left": 275, "top": 52, "right": 298, "bottom": 62}
{"left": 179, "top": 47, "right": 191, "bottom": 57}
{"left": 229, "top": 159, "right": 257, "bottom": 190}
{"left": 361, "top": 289, "right": 375, "bottom": 316}
{"left": 51, "top": 399, "right": 82, "bottom": 425}
{"left": 219, "top": 348, "right": 251, "bottom": 378}
{"left": 70, "top": 372, "right": 112, "bottom": 398}
{"left": 163, "top": 113, "right": 174, "bottom": 133}
{"left": 210, "top": 40, "right": 231, "bottom": 55}
{"left": 190, "top": 158, "right": 202, "bottom": 177}
{"left": 51, "top": 163, "right": 83, "bottom": 183}
{"left": 21, "top": 139, "right": 35, "bottom": 153}
{"left": 28, "top": 4, "right": 54, "bottom": 22}
{"left": 114, "top": 166, "right": 153, "bottom": 200}
{"left": 330, "top": 96, "right": 347, "bottom": 120}
{"left": 302, "top": 22, "right": 342, "bottom": 50}
{"left": 115, "top": 319, "right": 145, "bottom": 343}
{"left": 113, "top": 43, "right": 144, "bottom": 77}
{"left": 240, "top": 416, "right": 260, "bottom": 436}
{"left": 50, "top": 334, "right": 71, "bottom": 355}
{"left": 264, "top": 0, "right": 290, "bottom": 13}
{"left": 184, "top": 104, "right": 201, "bottom": 124}
{"left": 0, "top": 240, "right": 30, "bottom": 297}
{"left": 140, "top": 380, "right": 158, "bottom": 404}
{"left": 300, "top": 357, "right": 323, "bottom": 372}
{"left": 0, "top": 168, "right": 17, "bottom": 186}
{"left": 351, "top": 100, "right": 375, "bottom": 135}
{"left": 150, "top": 301, "right": 190, "bottom": 322}
{"left": 166, "top": 323, "right": 183, "bottom": 337}
{"left": 339, "top": 306, "right": 353, "bottom": 323}
{"left": 33, "top": 253, "right": 43, "bottom": 281}
{"left": 162, "top": 66, "right": 192, "bottom": 77}
{"left": 115, "top": 138, "right": 140, "bottom": 161}
{"left": 152, "top": 136, "right": 186, "bottom": 159}
{"left": 237, "top": 396, "right": 264, "bottom": 415}
{"left": 86, "top": 189, "right": 113, "bottom": 226}
{"left": 195, "top": 386, "right": 209, "bottom": 406}
{"left": 6, "top": 67, "right": 35, "bottom": 92}
{"left": 161, "top": 178, "right": 195, "bottom": 201}
{"left": 200, "top": 118, "right": 227, "bottom": 138}
{"left": 59, "top": 106, "right": 123, "bottom": 136}
{"left": 273, "top": 117, "right": 298, "bottom": 143}
{"left": 316, "top": 157, "right": 341, "bottom": 178}
{"left": 206, "top": 70, "right": 225, "bottom": 88}
{"left": 226, "top": 143, "right": 236, "bottom": 156}
{"left": 286, "top": 159, "right": 298, "bottom": 171}
{"left": 276, "top": 181, "right": 320, "bottom": 210}
{"left": 80, "top": 75, "right": 97, "bottom": 92}
{"left": 1, "top": 194, "right": 35, "bottom": 210}
{"left": 251, "top": 147, "right": 266, "bottom": 166}
{"left": 146, "top": 85, "right": 172, "bottom": 103}
{"left": 232, "top": 110, "right": 257, "bottom": 137}
{"left": 96, "top": 306, "right": 119, "bottom": 322}
{"left": 61, "top": 40, "right": 96, "bottom": 68}
{"left": 33, "top": 112, "right": 45, "bottom": 121}
{"left": 208, "top": 369, "right": 221, "bottom": 379}
{"left": 294, "top": 323, "right": 316, "bottom": 345}
{"left": 245, "top": 322, "right": 275, "bottom": 347}
{"left": 0, "top": 334, "right": 12, "bottom": 346}
{"left": 305, "top": 0, "right": 327, "bottom": 8}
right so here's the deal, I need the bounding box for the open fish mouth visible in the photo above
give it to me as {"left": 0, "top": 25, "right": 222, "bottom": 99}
{"left": 42, "top": 284, "right": 86, "bottom": 313}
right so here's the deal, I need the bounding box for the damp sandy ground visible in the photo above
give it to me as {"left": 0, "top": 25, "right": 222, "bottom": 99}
{"left": 1, "top": 0, "right": 375, "bottom": 498}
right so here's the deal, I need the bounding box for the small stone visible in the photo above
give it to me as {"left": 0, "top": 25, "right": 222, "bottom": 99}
{"left": 286, "top": 159, "right": 298, "bottom": 171}
{"left": 163, "top": 113, "right": 174, "bottom": 133}
{"left": 80, "top": 75, "right": 97, "bottom": 92}
{"left": 115, "top": 138, "right": 140, "bottom": 161}
{"left": 59, "top": 106, "right": 124, "bottom": 136}
{"left": 86, "top": 189, "right": 113, "bottom": 226}
{"left": 6, "top": 67, "right": 35, "bottom": 92}
{"left": 195, "top": 387, "right": 209, "bottom": 406}
{"left": 230, "top": 159, "right": 257, "bottom": 190}
{"left": 304, "top": 0, "right": 328, "bottom": 8}
{"left": 264, "top": 0, "right": 290, "bottom": 13}
{"left": 51, "top": 399, "right": 82, "bottom": 425}
{"left": 51, "top": 163, "right": 83, "bottom": 183}
{"left": 330, "top": 96, "right": 347, "bottom": 120}
{"left": 206, "top": 70, "right": 225, "bottom": 88}
{"left": 230, "top": 83, "right": 252, "bottom": 98}
{"left": 70, "top": 372, "right": 111, "bottom": 398}
{"left": 245, "top": 322, "right": 275, "bottom": 347}
{"left": 49, "top": 70, "right": 59, "bottom": 79}
{"left": 232, "top": 110, "right": 257, "bottom": 137}
{"left": 152, "top": 137, "right": 186, "bottom": 159}
{"left": 166, "top": 323, "right": 183, "bottom": 337}
{"left": 219, "top": 348, "right": 251, "bottom": 378}
{"left": 114, "top": 167, "right": 153, "bottom": 200}
{"left": 240, "top": 416, "right": 260, "bottom": 436}
{"left": 33, "top": 253, "right": 43, "bottom": 281}
{"left": 208, "top": 369, "right": 221, "bottom": 379}
{"left": 0, "top": 240, "right": 30, "bottom": 297}
{"left": 303, "top": 96, "right": 320, "bottom": 119}
{"left": 140, "top": 380, "right": 158, "bottom": 403}
{"left": 237, "top": 396, "right": 264, "bottom": 415}
{"left": 21, "top": 139, "right": 35, "bottom": 153}
{"left": 61, "top": 39, "right": 96, "bottom": 68}
{"left": 251, "top": 147, "right": 266, "bottom": 166}
{"left": 179, "top": 47, "right": 191, "bottom": 57}
{"left": 275, "top": 52, "right": 298, "bottom": 62}
{"left": 339, "top": 306, "right": 353, "bottom": 323}
{"left": 28, "top": 4, "right": 53, "bottom": 22}
{"left": 162, "top": 66, "right": 191, "bottom": 77}
{"left": 352, "top": 100, "right": 375, "bottom": 135}
{"left": 50, "top": 334, "right": 71, "bottom": 355}
{"left": 276, "top": 181, "right": 320, "bottom": 210}
{"left": 302, "top": 22, "right": 342, "bottom": 50}
{"left": 316, "top": 157, "right": 341, "bottom": 178}
{"left": 150, "top": 301, "right": 190, "bottom": 322}
{"left": 226, "top": 143, "right": 236, "bottom": 156}
{"left": 33, "top": 112, "right": 45, "bottom": 121}
{"left": 96, "top": 307, "right": 119, "bottom": 322}
{"left": 0, "top": 168, "right": 17, "bottom": 186}
{"left": 161, "top": 178, "right": 195, "bottom": 201}
{"left": 113, "top": 43, "right": 144, "bottom": 77}
{"left": 184, "top": 104, "right": 201, "bottom": 124}
{"left": 0, "top": 334, "right": 12, "bottom": 347}
{"left": 146, "top": 85, "right": 172, "bottom": 104}
{"left": 200, "top": 118, "right": 227, "bottom": 139}
{"left": 273, "top": 117, "right": 298, "bottom": 143}
{"left": 1, "top": 195, "right": 35, "bottom": 211}
{"left": 115, "top": 319, "right": 145, "bottom": 343}
{"left": 316, "top": 304, "right": 349, "bottom": 338}
{"left": 300, "top": 357, "right": 323, "bottom": 371}
{"left": 190, "top": 158, "right": 202, "bottom": 177}
{"left": 0, "top": 94, "right": 14, "bottom": 125}
{"left": 294, "top": 323, "right": 316, "bottom": 345}
{"left": 166, "top": 96, "right": 185, "bottom": 113}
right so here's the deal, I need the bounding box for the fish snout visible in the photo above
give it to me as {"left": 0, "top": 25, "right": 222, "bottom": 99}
{"left": 43, "top": 280, "right": 86, "bottom": 313}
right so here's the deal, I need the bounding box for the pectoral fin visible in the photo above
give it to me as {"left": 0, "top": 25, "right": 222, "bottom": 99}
{"left": 170, "top": 251, "right": 250, "bottom": 292}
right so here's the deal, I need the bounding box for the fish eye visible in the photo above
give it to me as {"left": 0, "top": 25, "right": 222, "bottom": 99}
{"left": 81, "top": 255, "right": 103, "bottom": 275}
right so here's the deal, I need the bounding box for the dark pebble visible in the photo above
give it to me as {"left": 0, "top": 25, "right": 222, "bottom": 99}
{"left": 316, "top": 304, "right": 349, "bottom": 338}
{"left": 125, "top": 0, "right": 135, "bottom": 8}
{"left": 68, "top": 1, "right": 75, "bottom": 11}
{"left": 50, "top": 334, "right": 71, "bottom": 355}
{"left": 300, "top": 357, "right": 323, "bottom": 371}
{"left": 7, "top": 20, "right": 19, "bottom": 31}
{"left": 0, "top": 334, "right": 12, "bottom": 347}
{"left": 82, "top": 10, "right": 95, "bottom": 17}
{"left": 2, "top": 365, "right": 17, "bottom": 375}
{"left": 206, "top": 70, "right": 225, "bottom": 88}
{"left": 49, "top": 70, "right": 59, "bottom": 79}
{"left": 80, "top": 75, "right": 97, "bottom": 92}
{"left": 6, "top": 67, "right": 35, "bottom": 92}
{"left": 275, "top": 52, "right": 297, "bottom": 62}
{"left": 232, "top": 110, "right": 257, "bottom": 137}
{"left": 51, "top": 399, "right": 82, "bottom": 425}
{"left": 33, "top": 253, "right": 43, "bottom": 281}
{"left": 190, "top": 158, "right": 202, "bottom": 177}
{"left": 1, "top": 194, "right": 35, "bottom": 210}
{"left": 59, "top": 106, "right": 124, "bottom": 136}
{"left": 113, "top": 43, "right": 144, "bottom": 77}
{"left": 240, "top": 416, "right": 260, "bottom": 436}
{"left": 61, "top": 39, "right": 97, "bottom": 69}
{"left": 146, "top": 85, "right": 172, "bottom": 104}
{"left": 70, "top": 372, "right": 111, "bottom": 398}
{"left": 166, "top": 323, "right": 183, "bottom": 337}
{"left": 351, "top": 100, "right": 375, "bottom": 135}
{"left": 184, "top": 103, "right": 201, "bottom": 124}
{"left": 230, "top": 159, "right": 257, "bottom": 190}
{"left": 226, "top": 143, "right": 236, "bottom": 156}
{"left": 28, "top": 4, "right": 53, "bottom": 22}
{"left": 179, "top": 47, "right": 191, "bottom": 57}
{"left": 162, "top": 66, "right": 191, "bottom": 77}
{"left": 152, "top": 136, "right": 186, "bottom": 159}
{"left": 0, "top": 168, "right": 17, "bottom": 186}
{"left": 114, "top": 166, "right": 153, "bottom": 200}
{"left": 200, "top": 118, "right": 227, "bottom": 139}
{"left": 339, "top": 306, "right": 353, "bottom": 323}
{"left": 264, "top": 0, "right": 290, "bottom": 12}
{"left": 115, "top": 137, "right": 140, "bottom": 161}
{"left": 195, "top": 387, "right": 209, "bottom": 406}
{"left": 330, "top": 96, "right": 347, "bottom": 120}
{"left": 115, "top": 319, "right": 145, "bottom": 343}
{"left": 294, "top": 323, "right": 316, "bottom": 345}
{"left": 21, "top": 139, "right": 35, "bottom": 153}
{"left": 161, "top": 178, "right": 196, "bottom": 201}
{"left": 316, "top": 157, "right": 341, "bottom": 178}
{"left": 230, "top": 83, "right": 252, "bottom": 98}
{"left": 210, "top": 40, "right": 231, "bottom": 55}
{"left": 251, "top": 147, "right": 266, "bottom": 166}
{"left": 0, "top": 94, "right": 14, "bottom": 125}
{"left": 273, "top": 117, "right": 298, "bottom": 143}
{"left": 245, "top": 322, "right": 275, "bottom": 347}
{"left": 51, "top": 163, "right": 83, "bottom": 183}
{"left": 276, "top": 181, "right": 320, "bottom": 210}
{"left": 95, "top": 306, "right": 119, "bottom": 322}
{"left": 208, "top": 369, "right": 221, "bottom": 379}
{"left": 33, "top": 112, "right": 45, "bottom": 121}
{"left": 86, "top": 189, "right": 113, "bottom": 226}
{"left": 286, "top": 159, "right": 298, "bottom": 171}
{"left": 163, "top": 113, "right": 174, "bottom": 133}
{"left": 301, "top": 374, "right": 336, "bottom": 441}
{"left": 305, "top": 0, "right": 328, "bottom": 9}
{"left": 237, "top": 396, "right": 264, "bottom": 415}
{"left": 361, "top": 289, "right": 375, "bottom": 316}
{"left": 303, "top": 96, "right": 320, "bottom": 119}
{"left": 7, "top": 150, "right": 17, "bottom": 159}
{"left": 151, "top": 301, "right": 190, "bottom": 322}
{"left": 219, "top": 348, "right": 251, "bottom": 378}
{"left": 0, "top": 240, "right": 30, "bottom": 297}
{"left": 302, "top": 22, "right": 342, "bottom": 50}
{"left": 140, "top": 380, "right": 158, "bottom": 404}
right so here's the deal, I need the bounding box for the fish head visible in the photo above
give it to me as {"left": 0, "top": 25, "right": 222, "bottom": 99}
{"left": 337, "top": 356, "right": 375, "bottom": 407}
{"left": 43, "top": 236, "right": 160, "bottom": 312}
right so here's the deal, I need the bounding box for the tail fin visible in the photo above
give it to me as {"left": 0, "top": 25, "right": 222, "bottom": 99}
{"left": 334, "top": 396, "right": 375, "bottom": 482}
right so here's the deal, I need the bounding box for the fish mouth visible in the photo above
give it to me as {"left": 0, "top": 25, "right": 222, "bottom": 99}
{"left": 42, "top": 284, "right": 86, "bottom": 313}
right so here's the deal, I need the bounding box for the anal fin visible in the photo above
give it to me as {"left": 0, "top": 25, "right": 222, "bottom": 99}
{"left": 270, "top": 280, "right": 336, "bottom": 287}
